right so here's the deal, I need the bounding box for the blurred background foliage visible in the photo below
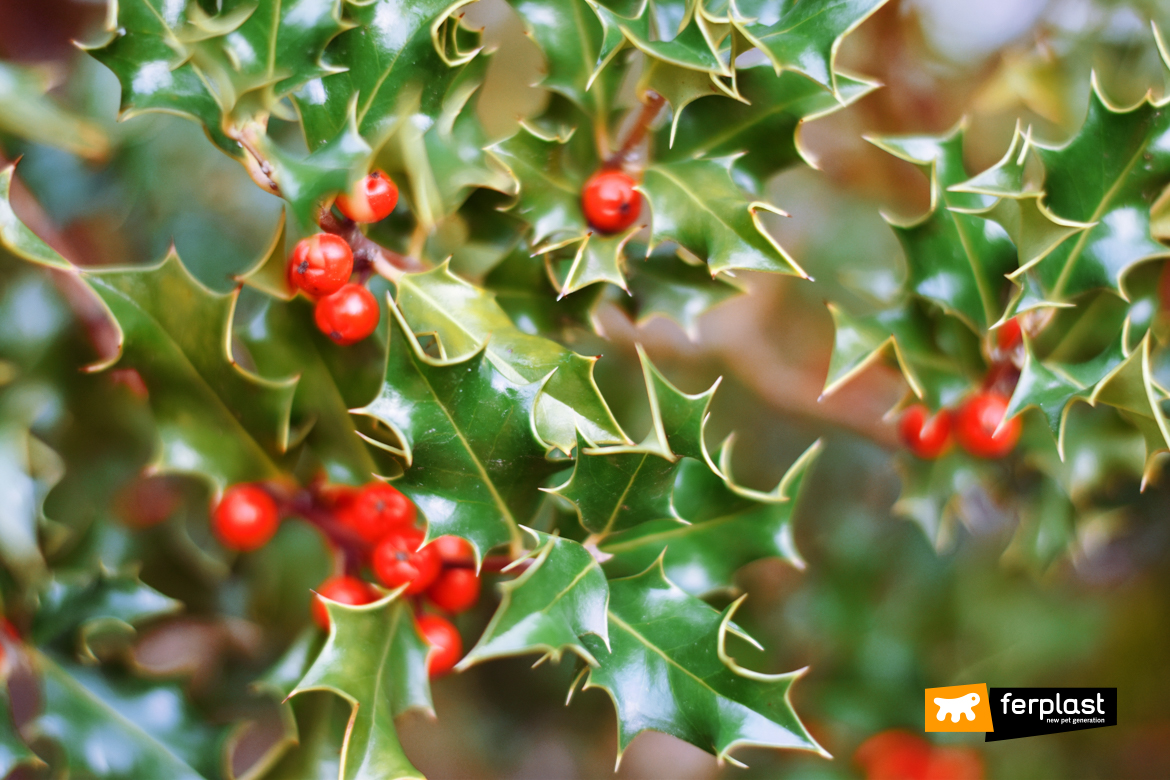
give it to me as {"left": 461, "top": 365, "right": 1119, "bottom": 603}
{"left": 4, "top": 0, "right": 1170, "bottom": 778}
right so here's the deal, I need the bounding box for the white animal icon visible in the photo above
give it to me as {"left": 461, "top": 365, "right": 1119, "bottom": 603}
{"left": 934, "top": 692, "right": 980, "bottom": 723}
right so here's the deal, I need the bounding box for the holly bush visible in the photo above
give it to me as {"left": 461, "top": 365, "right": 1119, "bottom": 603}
{"left": 4, "top": 0, "right": 1170, "bottom": 778}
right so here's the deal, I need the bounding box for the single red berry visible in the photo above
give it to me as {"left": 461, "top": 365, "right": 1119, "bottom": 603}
{"left": 426, "top": 568, "right": 481, "bottom": 614}
{"left": 311, "top": 575, "right": 377, "bottom": 631}
{"left": 855, "top": 730, "right": 931, "bottom": 780}
{"left": 897, "top": 405, "right": 951, "bottom": 460}
{"left": 581, "top": 170, "right": 641, "bottom": 233}
{"left": 289, "top": 233, "right": 353, "bottom": 297}
{"left": 314, "top": 283, "right": 380, "bottom": 346}
{"left": 335, "top": 170, "right": 399, "bottom": 223}
{"left": 432, "top": 535, "right": 475, "bottom": 566}
{"left": 417, "top": 614, "right": 462, "bottom": 678}
{"left": 213, "top": 484, "right": 279, "bottom": 551}
{"left": 996, "top": 317, "right": 1022, "bottom": 351}
{"left": 953, "top": 392, "right": 1021, "bottom": 459}
{"left": 372, "top": 528, "right": 440, "bottom": 595}
{"left": 339, "top": 483, "right": 416, "bottom": 544}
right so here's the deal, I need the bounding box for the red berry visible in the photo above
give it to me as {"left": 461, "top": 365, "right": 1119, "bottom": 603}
{"left": 432, "top": 535, "right": 475, "bottom": 566}
{"left": 855, "top": 730, "right": 931, "bottom": 780}
{"left": 996, "top": 317, "right": 1022, "bottom": 351}
{"left": 336, "top": 170, "right": 399, "bottom": 223}
{"left": 416, "top": 614, "right": 462, "bottom": 678}
{"left": 213, "top": 484, "right": 279, "bottom": 551}
{"left": 372, "top": 528, "right": 440, "bottom": 595}
{"left": 581, "top": 170, "right": 641, "bottom": 233}
{"left": 289, "top": 233, "right": 353, "bottom": 297}
{"left": 897, "top": 405, "right": 951, "bottom": 460}
{"left": 426, "top": 568, "right": 480, "bottom": 614}
{"left": 953, "top": 392, "right": 1021, "bottom": 459}
{"left": 339, "top": 483, "right": 416, "bottom": 544}
{"left": 311, "top": 575, "right": 377, "bottom": 630}
{"left": 314, "top": 283, "right": 380, "bottom": 346}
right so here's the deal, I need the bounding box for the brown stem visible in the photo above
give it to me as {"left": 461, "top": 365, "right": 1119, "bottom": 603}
{"left": 606, "top": 91, "right": 666, "bottom": 168}
{"left": 280, "top": 489, "right": 369, "bottom": 576}
{"left": 318, "top": 210, "right": 425, "bottom": 274}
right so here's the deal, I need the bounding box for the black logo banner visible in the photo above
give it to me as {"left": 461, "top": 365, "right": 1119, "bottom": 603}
{"left": 985, "top": 688, "right": 1116, "bottom": 742}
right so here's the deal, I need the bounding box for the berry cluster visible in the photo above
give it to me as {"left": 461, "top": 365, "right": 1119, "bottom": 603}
{"left": 212, "top": 479, "right": 479, "bottom": 678}
{"left": 898, "top": 317, "right": 1025, "bottom": 460}
{"left": 287, "top": 172, "right": 399, "bottom": 347}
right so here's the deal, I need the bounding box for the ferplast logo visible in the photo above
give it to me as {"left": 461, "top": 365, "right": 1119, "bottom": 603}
{"left": 924, "top": 684, "right": 994, "bottom": 733}
{"left": 924, "top": 684, "right": 1117, "bottom": 741}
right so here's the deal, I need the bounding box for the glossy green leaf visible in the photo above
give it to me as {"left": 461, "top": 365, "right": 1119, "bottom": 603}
{"left": 1090, "top": 334, "right": 1170, "bottom": 482}
{"left": 394, "top": 262, "right": 625, "bottom": 453}
{"left": 0, "top": 166, "right": 74, "bottom": 272}
{"left": 0, "top": 62, "right": 110, "bottom": 161}
{"left": 660, "top": 64, "right": 878, "bottom": 191}
{"left": 587, "top": 0, "right": 732, "bottom": 77}
{"left": 194, "top": 0, "right": 347, "bottom": 116}
{"left": 288, "top": 592, "right": 431, "bottom": 780}
{"left": 506, "top": 0, "right": 624, "bottom": 123}
{"left": 460, "top": 530, "right": 609, "bottom": 667}
{"left": 550, "top": 346, "right": 717, "bottom": 535}
{"left": 622, "top": 248, "right": 743, "bottom": 337}
{"left": 258, "top": 693, "right": 346, "bottom": 780}
{"left": 484, "top": 245, "right": 603, "bottom": 338}
{"left": 1005, "top": 335, "right": 1124, "bottom": 456}
{"left": 891, "top": 453, "right": 1005, "bottom": 551}
{"left": 600, "top": 440, "right": 820, "bottom": 595}
{"left": 354, "top": 297, "right": 558, "bottom": 558}
{"left": 236, "top": 292, "right": 380, "bottom": 486}
{"left": 29, "top": 650, "right": 224, "bottom": 780}
{"left": 729, "top": 0, "right": 887, "bottom": 98}
{"left": 84, "top": 253, "right": 293, "bottom": 490}
{"left": 84, "top": 0, "right": 238, "bottom": 152}
{"left": 822, "top": 300, "right": 972, "bottom": 409}
{"left": 640, "top": 156, "right": 807, "bottom": 278}
{"left": 869, "top": 126, "right": 1017, "bottom": 331}
{"left": 580, "top": 559, "right": 825, "bottom": 766}
{"left": 489, "top": 116, "right": 599, "bottom": 250}
{"left": 33, "top": 569, "right": 181, "bottom": 660}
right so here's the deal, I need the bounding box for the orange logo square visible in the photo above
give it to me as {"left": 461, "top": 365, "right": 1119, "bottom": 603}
{"left": 925, "top": 684, "right": 994, "bottom": 732}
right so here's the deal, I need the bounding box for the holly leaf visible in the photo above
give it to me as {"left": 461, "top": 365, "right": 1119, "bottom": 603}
{"left": 489, "top": 115, "right": 599, "bottom": 250}
{"left": 729, "top": 0, "right": 888, "bottom": 98}
{"left": 1005, "top": 335, "right": 1124, "bottom": 457}
{"left": 640, "top": 156, "right": 807, "bottom": 278}
{"left": 587, "top": 0, "right": 732, "bottom": 77}
{"left": 236, "top": 291, "right": 380, "bottom": 486}
{"left": 1090, "top": 334, "right": 1170, "bottom": 483}
{"left": 0, "top": 62, "right": 110, "bottom": 161}
{"left": 622, "top": 247, "right": 743, "bottom": 338}
{"left": 293, "top": 0, "right": 479, "bottom": 151}
{"left": 821, "top": 300, "right": 973, "bottom": 409}
{"left": 868, "top": 126, "right": 1017, "bottom": 331}
{"left": 33, "top": 569, "right": 182, "bottom": 661}
{"left": 353, "top": 296, "right": 558, "bottom": 558}
{"left": 600, "top": 440, "right": 820, "bottom": 595}
{"left": 460, "top": 530, "right": 609, "bottom": 667}
{"left": 891, "top": 453, "right": 1006, "bottom": 551}
{"left": 83, "top": 253, "right": 295, "bottom": 490}
{"left": 29, "top": 651, "right": 224, "bottom": 780}
{"left": 0, "top": 165, "right": 74, "bottom": 272}
{"left": 288, "top": 592, "right": 431, "bottom": 780}
{"left": 193, "top": 0, "right": 348, "bottom": 118}
{"left": 980, "top": 74, "right": 1170, "bottom": 302}
{"left": 550, "top": 346, "right": 717, "bottom": 535}
{"left": 485, "top": 244, "right": 604, "bottom": 337}
{"left": 393, "top": 262, "right": 626, "bottom": 453}
{"left": 84, "top": 0, "right": 238, "bottom": 152}
{"left": 506, "top": 0, "right": 624, "bottom": 123}
{"left": 659, "top": 64, "right": 879, "bottom": 190}
{"left": 579, "top": 560, "right": 825, "bottom": 766}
